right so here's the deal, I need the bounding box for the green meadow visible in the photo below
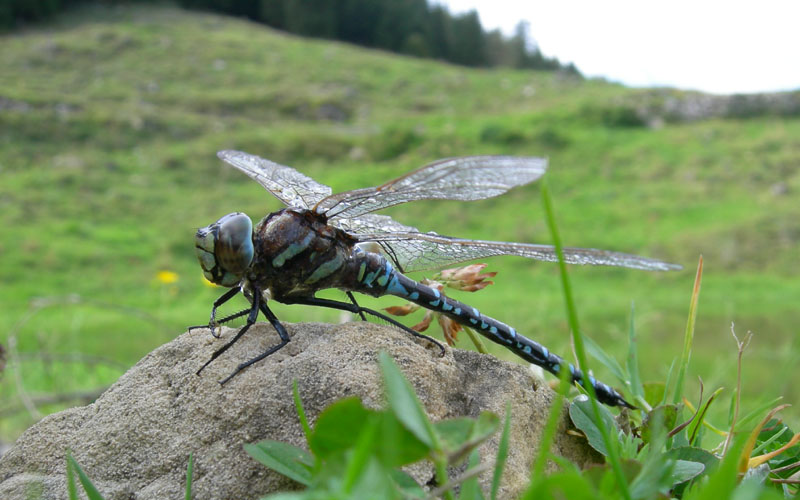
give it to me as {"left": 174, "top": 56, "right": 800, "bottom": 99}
{"left": 1, "top": 5, "right": 798, "bottom": 441}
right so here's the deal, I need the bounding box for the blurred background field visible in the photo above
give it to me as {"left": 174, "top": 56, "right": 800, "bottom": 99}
{"left": 1, "top": 4, "right": 798, "bottom": 443}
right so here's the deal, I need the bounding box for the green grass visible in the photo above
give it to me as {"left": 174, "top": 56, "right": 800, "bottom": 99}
{"left": 1, "top": 4, "right": 799, "bottom": 440}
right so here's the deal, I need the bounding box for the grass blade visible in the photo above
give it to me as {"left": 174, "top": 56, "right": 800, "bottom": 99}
{"left": 738, "top": 404, "right": 791, "bottom": 474}
{"left": 463, "top": 326, "right": 489, "bottom": 354}
{"left": 625, "top": 303, "right": 645, "bottom": 403}
{"left": 292, "top": 379, "right": 312, "bottom": 443}
{"left": 687, "top": 388, "right": 723, "bottom": 446}
{"left": 66, "top": 451, "right": 106, "bottom": 500}
{"left": 539, "top": 180, "right": 630, "bottom": 500}
{"left": 458, "top": 449, "right": 485, "bottom": 500}
{"left": 66, "top": 451, "right": 78, "bottom": 500}
{"left": 583, "top": 334, "right": 627, "bottom": 383}
{"left": 185, "top": 453, "right": 194, "bottom": 500}
{"left": 490, "top": 403, "right": 512, "bottom": 500}
{"left": 673, "top": 255, "right": 703, "bottom": 405}
{"left": 530, "top": 354, "right": 571, "bottom": 479}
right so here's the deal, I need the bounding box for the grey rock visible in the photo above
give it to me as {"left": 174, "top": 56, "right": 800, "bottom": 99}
{"left": 0, "top": 321, "right": 599, "bottom": 499}
{"left": 622, "top": 89, "right": 800, "bottom": 126}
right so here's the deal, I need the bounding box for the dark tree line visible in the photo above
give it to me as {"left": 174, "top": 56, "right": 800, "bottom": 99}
{"left": 0, "top": 0, "right": 579, "bottom": 74}
{"left": 0, "top": 0, "right": 81, "bottom": 27}
{"left": 178, "top": 0, "right": 578, "bottom": 73}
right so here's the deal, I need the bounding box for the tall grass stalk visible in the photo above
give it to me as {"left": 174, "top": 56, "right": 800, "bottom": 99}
{"left": 672, "top": 256, "right": 703, "bottom": 405}
{"left": 185, "top": 453, "right": 194, "bottom": 500}
{"left": 530, "top": 351, "right": 570, "bottom": 479}
{"left": 536, "top": 180, "right": 630, "bottom": 499}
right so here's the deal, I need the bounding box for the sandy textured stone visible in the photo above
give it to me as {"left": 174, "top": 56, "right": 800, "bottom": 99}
{"left": 0, "top": 321, "right": 599, "bottom": 499}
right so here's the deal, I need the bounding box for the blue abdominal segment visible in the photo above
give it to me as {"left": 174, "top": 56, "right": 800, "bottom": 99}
{"left": 357, "top": 254, "right": 631, "bottom": 408}
{"left": 347, "top": 251, "right": 632, "bottom": 408}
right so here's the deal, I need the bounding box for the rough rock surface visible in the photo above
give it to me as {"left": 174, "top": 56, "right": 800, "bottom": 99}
{"left": 0, "top": 321, "right": 599, "bottom": 499}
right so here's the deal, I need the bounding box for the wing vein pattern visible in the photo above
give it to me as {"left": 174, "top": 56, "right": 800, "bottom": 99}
{"left": 353, "top": 231, "right": 681, "bottom": 273}
{"left": 217, "top": 150, "right": 332, "bottom": 209}
{"left": 216, "top": 150, "right": 679, "bottom": 273}
{"left": 315, "top": 156, "right": 547, "bottom": 219}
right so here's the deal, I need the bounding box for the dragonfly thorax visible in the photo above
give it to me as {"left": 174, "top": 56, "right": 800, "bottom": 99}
{"left": 247, "top": 208, "right": 357, "bottom": 299}
{"left": 195, "top": 212, "right": 255, "bottom": 287}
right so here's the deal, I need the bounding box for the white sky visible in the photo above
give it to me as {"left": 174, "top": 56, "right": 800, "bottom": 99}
{"left": 440, "top": 0, "right": 800, "bottom": 94}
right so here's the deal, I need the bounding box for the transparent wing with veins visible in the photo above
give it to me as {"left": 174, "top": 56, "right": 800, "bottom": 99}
{"left": 315, "top": 156, "right": 548, "bottom": 220}
{"left": 215, "top": 150, "right": 680, "bottom": 273}
{"left": 217, "top": 150, "right": 332, "bottom": 209}
{"left": 349, "top": 229, "right": 682, "bottom": 273}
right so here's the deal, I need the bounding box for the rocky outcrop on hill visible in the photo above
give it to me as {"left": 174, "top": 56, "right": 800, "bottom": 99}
{"left": 589, "top": 89, "right": 800, "bottom": 128}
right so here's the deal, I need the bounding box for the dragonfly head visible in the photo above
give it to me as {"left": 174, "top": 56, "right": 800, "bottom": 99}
{"left": 195, "top": 212, "right": 254, "bottom": 287}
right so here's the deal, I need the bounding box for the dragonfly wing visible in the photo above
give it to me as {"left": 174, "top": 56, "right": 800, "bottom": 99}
{"left": 217, "top": 150, "right": 332, "bottom": 209}
{"left": 355, "top": 231, "right": 682, "bottom": 273}
{"left": 332, "top": 213, "right": 420, "bottom": 235}
{"left": 316, "top": 156, "right": 547, "bottom": 219}
{"left": 331, "top": 214, "right": 422, "bottom": 269}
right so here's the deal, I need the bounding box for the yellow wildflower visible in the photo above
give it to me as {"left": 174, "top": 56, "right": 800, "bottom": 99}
{"left": 156, "top": 270, "right": 179, "bottom": 284}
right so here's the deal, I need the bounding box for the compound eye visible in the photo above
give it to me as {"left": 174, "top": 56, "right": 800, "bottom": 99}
{"left": 194, "top": 212, "right": 254, "bottom": 287}
{"left": 215, "top": 212, "right": 254, "bottom": 275}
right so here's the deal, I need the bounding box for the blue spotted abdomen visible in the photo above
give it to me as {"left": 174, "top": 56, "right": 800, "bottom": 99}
{"left": 350, "top": 248, "right": 630, "bottom": 407}
{"left": 351, "top": 249, "right": 560, "bottom": 369}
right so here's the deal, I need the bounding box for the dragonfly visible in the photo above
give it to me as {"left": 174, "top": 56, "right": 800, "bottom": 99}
{"left": 193, "top": 150, "right": 681, "bottom": 408}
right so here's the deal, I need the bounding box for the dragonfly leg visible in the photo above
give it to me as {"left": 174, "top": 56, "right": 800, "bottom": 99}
{"left": 218, "top": 300, "right": 291, "bottom": 385}
{"left": 187, "top": 287, "right": 241, "bottom": 338}
{"left": 196, "top": 291, "right": 261, "bottom": 376}
{"left": 346, "top": 291, "right": 368, "bottom": 321}
{"left": 283, "top": 296, "right": 446, "bottom": 356}
{"left": 187, "top": 308, "right": 250, "bottom": 337}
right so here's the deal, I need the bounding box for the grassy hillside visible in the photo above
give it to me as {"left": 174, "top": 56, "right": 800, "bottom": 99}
{"left": 1, "top": 5, "right": 798, "bottom": 440}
